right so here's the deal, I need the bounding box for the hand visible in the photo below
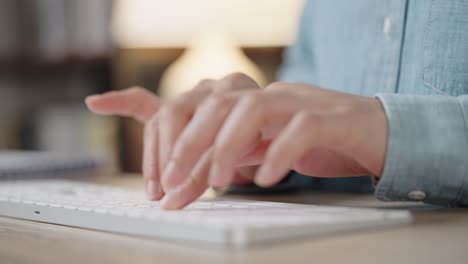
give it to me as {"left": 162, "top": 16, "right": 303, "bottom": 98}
{"left": 85, "top": 73, "right": 261, "bottom": 203}
{"left": 161, "top": 81, "right": 388, "bottom": 208}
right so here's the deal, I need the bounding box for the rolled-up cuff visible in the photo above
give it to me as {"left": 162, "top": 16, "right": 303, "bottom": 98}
{"left": 374, "top": 94, "right": 468, "bottom": 206}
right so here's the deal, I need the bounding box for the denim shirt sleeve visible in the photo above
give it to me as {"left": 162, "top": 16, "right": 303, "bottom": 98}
{"left": 375, "top": 93, "right": 468, "bottom": 206}
{"left": 277, "top": 2, "right": 315, "bottom": 83}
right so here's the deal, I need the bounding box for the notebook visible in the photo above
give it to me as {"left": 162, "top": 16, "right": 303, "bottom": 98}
{"left": 0, "top": 151, "right": 103, "bottom": 180}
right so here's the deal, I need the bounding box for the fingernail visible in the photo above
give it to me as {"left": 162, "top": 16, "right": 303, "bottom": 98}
{"left": 160, "top": 194, "right": 173, "bottom": 209}
{"left": 160, "top": 189, "right": 180, "bottom": 210}
{"left": 85, "top": 94, "right": 100, "bottom": 102}
{"left": 146, "top": 180, "right": 162, "bottom": 200}
{"left": 254, "top": 165, "right": 273, "bottom": 187}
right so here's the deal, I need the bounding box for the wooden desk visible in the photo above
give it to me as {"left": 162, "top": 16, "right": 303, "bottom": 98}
{"left": 1, "top": 176, "right": 467, "bottom": 264}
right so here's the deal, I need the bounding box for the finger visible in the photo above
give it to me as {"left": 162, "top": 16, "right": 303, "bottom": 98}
{"left": 85, "top": 87, "right": 160, "bottom": 123}
{"left": 158, "top": 82, "right": 213, "bottom": 190}
{"left": 255, "top": 112, "right": 346, "bottom": 187}
{"left": 162, "top": 132, "right": 268, "bottom": 198}
{"left": 161, "top": 92, "right": 237, "bottom": 191}
{"left": 208, "top": 91, "right": 271, "bottom": 187}
{"left": 160, "top": 149, "right": 212, "bottom": 210}
{"left": 160, "top": 75, "right": 257, "bottom": 192}
{"left": 143, "top": 116, "right": 164, "bottom": 200}
{"left": 160, "top": 146, "right": 259, "bottom": 210}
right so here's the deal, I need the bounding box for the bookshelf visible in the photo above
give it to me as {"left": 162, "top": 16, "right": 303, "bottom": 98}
{"left": 0, "top": 0, "right": 117, "bottom": 170}
{"left": 0, "top": 56, "right": 111, "bottom": 72}
{"left": 0, "top": 0, "right": 286, "bottom": 173}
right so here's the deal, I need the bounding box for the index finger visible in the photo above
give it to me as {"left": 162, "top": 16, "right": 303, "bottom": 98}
{"left": 85, "top": 87, "right": 160, "bottom": 123}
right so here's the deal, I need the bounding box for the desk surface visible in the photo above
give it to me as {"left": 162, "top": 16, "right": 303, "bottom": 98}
{"left": 1, "top": 175, "right": 467, "bottom": 264}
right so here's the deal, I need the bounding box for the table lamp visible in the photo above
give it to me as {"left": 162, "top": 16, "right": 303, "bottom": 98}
{"left": 112, "top": 0, "right": 304, "bottom": 99}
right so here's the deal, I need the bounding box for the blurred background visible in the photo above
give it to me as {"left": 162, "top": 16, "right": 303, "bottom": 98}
{"left": 0, "top": 0, "right": 303, "bottom": 174}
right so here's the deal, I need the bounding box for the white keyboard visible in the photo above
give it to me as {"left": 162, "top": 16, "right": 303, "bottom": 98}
{"left": 0, "top": 180, "right": 412, "bottom": 248}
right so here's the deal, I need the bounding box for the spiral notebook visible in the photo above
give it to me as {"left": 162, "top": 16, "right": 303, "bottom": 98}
{"left": 0, "top": 151, "right": 103, "bottom": 180}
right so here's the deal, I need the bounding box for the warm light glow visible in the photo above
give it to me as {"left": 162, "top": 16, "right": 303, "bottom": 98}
{"left": 112, "top": 0, "right": 304, "bottom": 48}
{"left": 159, "top": 33, "right": 266, "bottom": 99}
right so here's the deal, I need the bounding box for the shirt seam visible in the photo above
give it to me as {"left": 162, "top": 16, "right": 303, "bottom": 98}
{"left": 422, "top": 79, "right": 450, "bottom": 96}
{"left": 394, "top": 0, "right": 410, "bottom": 94}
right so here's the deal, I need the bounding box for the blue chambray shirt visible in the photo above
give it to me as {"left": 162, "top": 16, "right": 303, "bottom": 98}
{"left": 278, "top": 0, "right": 468, "bottom": 206}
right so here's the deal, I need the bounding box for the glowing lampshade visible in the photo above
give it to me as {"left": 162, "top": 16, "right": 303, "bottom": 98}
{"left": 112, "top": 0, "right": 304, "bottom": 98}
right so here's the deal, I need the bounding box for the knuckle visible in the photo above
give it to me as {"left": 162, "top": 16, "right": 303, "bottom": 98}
{"left": 157, "top": 104, "right": 175, "bottom": 122}
{"left": 221, "top": 72, "right": 258, "bottom": 90}
{"left": 224, "top": 72, "right": 248, "bottom": 83}
{"left": 205, "top": 92, "right": 230, "bottom": 109}
{"left": 178, "top": 87, "right": 210, "bottom": 105}
{"left": 159, "top": 101, "right": 183, "bottom": 119}
{"left": 127, "top": 86, "right": 146, "bottom": 95}
{"left": 195, "top": 78, "right": 214, "bottom": 89}
{"left": 240, "top": 92, "right": 265, "bottom": 108}
{"left": 265, "top": 81, "right": 287, "bottom": 91}
{"left": 172, "top": 95, "right": 192, "bottom": 110}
